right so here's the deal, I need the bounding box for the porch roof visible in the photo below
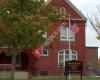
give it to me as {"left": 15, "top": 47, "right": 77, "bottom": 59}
{"left": 0, "top": 48, "right": 32, "bottom": 54}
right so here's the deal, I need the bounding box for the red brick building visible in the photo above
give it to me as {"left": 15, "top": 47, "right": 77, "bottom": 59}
{"left": 32, "top": 0, "right": 87, "bottom": 76}
{"left": 0, "top": 0, "right": 87, "bottom": 76}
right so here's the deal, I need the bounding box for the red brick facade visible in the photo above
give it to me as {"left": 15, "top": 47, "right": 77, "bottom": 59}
{"left": 31, "top": 0, "right": 87, "bottom": 76}
{"left": 0, "top": 0, "right": 88, "bottom": 76}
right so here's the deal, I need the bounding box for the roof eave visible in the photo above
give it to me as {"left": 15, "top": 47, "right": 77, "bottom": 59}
{"left": 45, "top": 0, "right": 87, "bottom": 21}
{"left": 65, "top": 0, "right": 87, "bottom": 21}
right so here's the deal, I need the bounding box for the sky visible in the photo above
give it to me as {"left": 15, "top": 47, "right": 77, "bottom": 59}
{"left": 69, "top": 0, "right": 100, "bottom": 46}
{"left": 70, "top": 0, "right": 100, "bottom": 58}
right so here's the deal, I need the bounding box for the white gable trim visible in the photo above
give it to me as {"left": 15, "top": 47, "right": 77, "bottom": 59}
{"left": 65, "top": 0, "right": 87, "bottom": 21}
{"left": 45, "top": 0, "right": 52, "bottom": 6}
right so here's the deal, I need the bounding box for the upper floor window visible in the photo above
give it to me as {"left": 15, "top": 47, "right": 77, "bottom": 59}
{"left": 42, "top": 32, "right": 47, "bottom": 39}
{"left": 52, "top": 6, "right": 59, "bottom": 14}
{"left": 60, "top": 7, "right": 66, "bottom": 15}
{"left": 58, "top": 49, "right": 78, "bottom": 67}
{"left": 60, "top": 27, "right": 75, "bottom": 41}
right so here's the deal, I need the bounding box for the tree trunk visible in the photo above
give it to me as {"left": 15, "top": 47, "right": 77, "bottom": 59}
{"left": 11, "top": 52, "right": 16, "bottom": 80}
{"left": 11, "top": 41, "right": 16, "bottom": 80}
{"left": 28, "top": 53, "right": 32, "bottom": 80}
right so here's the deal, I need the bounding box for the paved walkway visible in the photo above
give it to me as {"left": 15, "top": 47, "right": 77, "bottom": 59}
{"left": 0, "top": 71, "right": 28, "bottom": 79}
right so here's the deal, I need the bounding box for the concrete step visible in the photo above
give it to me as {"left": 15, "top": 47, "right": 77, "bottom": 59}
{"left": 14, "top": 71, "right": 28, "bottom": 79}
{"left": 0, "top": 71, "right": 10, "bottom": 78}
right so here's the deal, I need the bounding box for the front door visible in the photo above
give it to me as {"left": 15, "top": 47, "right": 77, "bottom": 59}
{"left": 21, "top": 52, "right": 29, "bottom": 70}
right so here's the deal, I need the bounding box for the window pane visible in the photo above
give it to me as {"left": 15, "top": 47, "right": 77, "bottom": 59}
{"left": 60, "top": 27, "right": 67, "bottom": 40}
{"left": 59, "top": 55, "right": 64, "bottom": 61}
{"left": 60, "top": 7, "right": 66, "bottom": 15}
{"left": 68, "top": 28, "right": 75, "bottom": 41}
{"left": 41, "top": 49, "right": 48, "bottom": 56}
{"left": 39, "top": 71, "right": 48, "bottom": 76}
{"left": 42, "top": 32, "right": 47, "bottom": 39}
{"left": 72, "top": 51, "right": 76, "bottom": 54}
{"left": 65, "top": 54, "right": 69, "bottom": 61}
{"left": 58, "top": 50, "right": 64, "bottom": 67}
{"left": 59, "top": 62, "right": 64, "bottom": 66}
{"left": 65, "top": 50, "right": 69, "bottom": 54}
{"left": 59, "top": 50, "right": 64, "bottom": 54}
{"left": 72, "top": 55, "right": 76, "bottom": 60}
{"left": 43, "top": 49, "right": 48, "bottom": 55}
{"left": 60, "top": 27, "right": 75, "bottom": 41}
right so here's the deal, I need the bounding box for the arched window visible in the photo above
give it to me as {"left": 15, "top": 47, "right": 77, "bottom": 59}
{"left": 52, "top": 6, "right": 58, "bottom": 14}
{"left": 58, "top": 49, "right": 78, "bottom": 67}
{"left": 60, "top": 7, "right": 66, "bottom": 15}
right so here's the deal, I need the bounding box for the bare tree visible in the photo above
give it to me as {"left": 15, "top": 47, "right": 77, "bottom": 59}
{"left": 88, "top": 5, "right": 100, "bottom": 40}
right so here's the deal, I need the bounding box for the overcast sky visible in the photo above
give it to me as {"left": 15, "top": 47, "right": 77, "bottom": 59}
{"left": 70, "top": 0, "right": 100, "bottom": 47}
{"left": 70, "top": 0, "right": 100, "bottom": 58}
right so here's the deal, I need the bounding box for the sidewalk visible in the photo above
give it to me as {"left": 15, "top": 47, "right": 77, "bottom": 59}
{"left": 0, "top": 71, "right": 28, "bottom": 79}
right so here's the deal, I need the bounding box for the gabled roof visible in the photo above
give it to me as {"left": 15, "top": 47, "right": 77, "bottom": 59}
{"left": 45, "top": 0, "right": 87, "bottom": 21}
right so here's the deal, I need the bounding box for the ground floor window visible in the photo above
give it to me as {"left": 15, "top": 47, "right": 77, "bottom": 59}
{"left": 41, "top": 49, "right": 48, "bottom": 56}
{"left": 39, "top": 71, "right": 48, "bottom": 76}
{"left": 58, "top": 49, "right": 78, "bottom": 67}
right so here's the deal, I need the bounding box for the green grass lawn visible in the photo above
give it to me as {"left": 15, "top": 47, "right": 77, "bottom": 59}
{"left": 32, "top": 76, "right": 100, "bottom": 80}
{"left": 0, "top": 76, "right": 100, "bottom": 80}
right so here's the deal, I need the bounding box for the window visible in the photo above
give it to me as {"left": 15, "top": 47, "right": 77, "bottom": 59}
{"left": 60, "top": 27, "right": 75, "bottom": 41}
{"left": 59, "top": 50, "right": 64, "bottom": 66}
{"left": 42, "top": 32, "right": 47, "bottom": 39}
{"left": 52, "top": 6, "right": 58, "bottom": 14}
{"left": 0, "top": 52, "right": 21, "bottom": 66}
{"left": 58, "top": 49, "right": 77, "bottom": 67}
{"left": 41, "top": 49, "right": 48, "bottom": 56}
{"left": 39, "top": 71, "right": 48, "bottom": 76}
{"left": 60, "top": 7, "right": 66, "bottom": 15}
{"left": 87, "top": 63, "right": 93, "bottom": 70}
{"left": 65, "top": 50, "right": 69, "bottom": 61}
{"left": 72, "top": 51, "right": 77, "bottom": 60}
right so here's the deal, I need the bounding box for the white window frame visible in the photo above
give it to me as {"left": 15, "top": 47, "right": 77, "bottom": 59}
{"left": 41, "top": 49, "right": 48, "bottom": 56}
{"left": 58, "top": 49, "right": 78, "bottom": 67}
{"left": 72, "top": 51, "right": 78, "bottom": 60}
{"left": 42, "top": 32, "right": 47, "bottom": 39}
{"left": 60, "top": 27, "right": 75, "bottom": 41}
{"left": 60, "top": 7, "right": 66, "bottom": 15}
{"left": 58, "top": 50, "right": 64, "bottom": 67}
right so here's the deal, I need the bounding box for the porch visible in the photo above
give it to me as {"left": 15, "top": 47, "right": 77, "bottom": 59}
{"left": 0, "top": 48, "right": 38, "bottom": 77}
{"left": 0, "top": 71, "right": 28, "bottom": 79}
{"left": 0, "top": 51, "right": 29, "bottom": 71}
{"left": 0, "top": 54, "right": 29, "bottom": 79}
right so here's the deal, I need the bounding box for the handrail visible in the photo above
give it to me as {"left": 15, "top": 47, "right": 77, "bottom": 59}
{"left": 0, "top": 64, "right": 12, "bottom": 71}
